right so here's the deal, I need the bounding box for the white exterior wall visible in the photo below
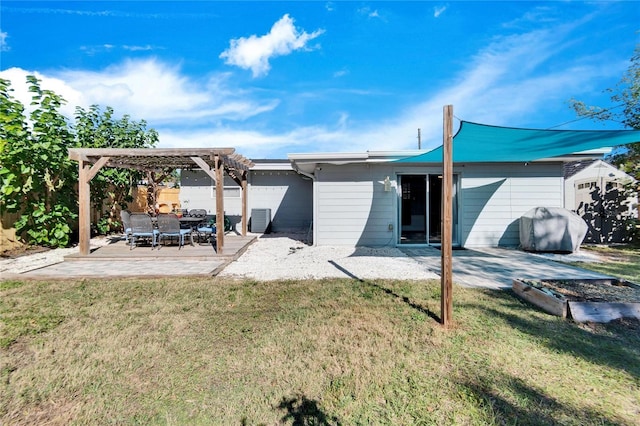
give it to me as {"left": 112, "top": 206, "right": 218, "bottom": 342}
{"left": 180, "top": 172, "right": 241, "bottom": 215}
{"left": 180, "top": 169, "right": 312, "bottom": 233}
{"left": 313, "top": 162, "right": 564, "bottom": 248}
{"left": 315, "top": 163, "right": 396, "bottom": 246}
{"left": 459, "top": 163, "right": 564, "bottom": 247}
{"left": 249, "top": 170, "right": 312, "bottom": 232}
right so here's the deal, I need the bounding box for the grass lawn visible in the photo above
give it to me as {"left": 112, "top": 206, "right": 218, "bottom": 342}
{"left": 571, "top": 244, "right": 640, "bottom": 284}
{"left": 1, "top": 276, "right": 639, "bottom": 425}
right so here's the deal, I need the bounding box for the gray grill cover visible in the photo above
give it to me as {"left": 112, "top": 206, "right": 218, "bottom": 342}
{"left": 519, "top": 207, "right": 588, "bottom": 253}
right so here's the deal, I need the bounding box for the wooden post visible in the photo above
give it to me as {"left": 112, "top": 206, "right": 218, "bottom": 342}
{"left": 441, "top": 105, "right": 454, "bottom": 327}
{"left": 78, "top": 159, "right": 91, "bottom": 256}
{"left": 214, "top": 155, "right": 225, "bottom": 253}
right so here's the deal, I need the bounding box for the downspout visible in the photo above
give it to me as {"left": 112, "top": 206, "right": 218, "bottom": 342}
{"left": 291, "top": 162, "right": 318, "bottom": 246}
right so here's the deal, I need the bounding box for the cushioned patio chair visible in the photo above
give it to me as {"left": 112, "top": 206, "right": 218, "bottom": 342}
{"left": 120, "top": 210, "right": 132, "bottom": 242}
{"left": 157, "top": 213, "right": 192, "bottom": 249}
{"left": 129, "top": 213, "right": 158, "bottom": 250}
{"left": 196, "top": 221, "right": 217, "bottom": 248}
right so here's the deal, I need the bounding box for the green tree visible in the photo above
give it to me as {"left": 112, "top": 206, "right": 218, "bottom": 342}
{"left": 570, "top": 45, "right": 639, "bottom": 180}
{"left": 570, "top": 46, "right": 639, "bottom": 241}
{"left": 74, "top": 105, "right": 158, "bottom": 234}
{"left": 1, "top": 77, "right": 160, "bottom": 247}
{"left": 0, "top": 76, "right": 77, "bottom": 247}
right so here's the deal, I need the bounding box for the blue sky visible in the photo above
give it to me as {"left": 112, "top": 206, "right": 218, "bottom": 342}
{"left": 1, "top": 1, "right": 638, "bottom": 158}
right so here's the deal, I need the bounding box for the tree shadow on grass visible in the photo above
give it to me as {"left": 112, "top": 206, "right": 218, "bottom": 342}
{"left": 328, "top": 260, "right": 441, "bottom": 324}
{"left": 274, "top": 393, "right": 341, "bottom": 426}
{"left": 459, "top": 372, "right": 629, "bottom": 425}
{"left": 464, "top": 289, "right": 640, "bottom": 381}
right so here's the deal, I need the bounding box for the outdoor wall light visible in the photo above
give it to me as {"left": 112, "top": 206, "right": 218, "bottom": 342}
{"left": 383, "top": 176, "right": 392, "bottom": 192}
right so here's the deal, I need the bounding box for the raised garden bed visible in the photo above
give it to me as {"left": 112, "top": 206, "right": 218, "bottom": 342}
{"left": 512, "top": 278, "right": 640, "bottom": 323}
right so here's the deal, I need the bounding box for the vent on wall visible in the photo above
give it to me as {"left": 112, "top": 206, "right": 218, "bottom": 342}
{"left": 251, "top": 208, "right": 271, "bottom": 233}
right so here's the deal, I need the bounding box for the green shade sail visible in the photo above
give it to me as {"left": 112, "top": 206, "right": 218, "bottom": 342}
{"left": 397, "top": 121, "right": 640, "bottom": 163}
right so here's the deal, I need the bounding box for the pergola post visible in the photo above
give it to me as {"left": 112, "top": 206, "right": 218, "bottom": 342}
{"left": 78, "top": 159, "right": 91, "bottom": 256}
{"left": 214, "top": 154, "right": 225, "bottom": 253}
{"left": 241, "top": 172, "right": 248, "bottom": 236}
{"left": 77, "top": 156, "right": 110, "bottom": 256}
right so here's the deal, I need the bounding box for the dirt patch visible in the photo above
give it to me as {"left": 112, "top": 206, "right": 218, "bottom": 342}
{"left": 534, "top": 279, "right": 640, "bottom": 303}
{"left": 0, "top": 245, "right": 50, "bottom": 259}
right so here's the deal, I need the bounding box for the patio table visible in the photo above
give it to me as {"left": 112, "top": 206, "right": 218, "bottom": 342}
{"left": 151, "top": 215, "right": 205, "bottom": 247}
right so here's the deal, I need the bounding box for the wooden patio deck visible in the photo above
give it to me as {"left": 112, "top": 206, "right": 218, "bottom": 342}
{"left": 65, "top": 234, "right": 257, "bottom": 262}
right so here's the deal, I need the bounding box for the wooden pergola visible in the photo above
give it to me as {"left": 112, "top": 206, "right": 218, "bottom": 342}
{"left": 68, "top": 148, "right": 254, "bottom": 256}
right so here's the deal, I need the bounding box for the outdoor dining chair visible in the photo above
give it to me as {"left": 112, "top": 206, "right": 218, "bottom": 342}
{"left": 129, "top": 213, "right": 159, "bottom": 250}
{"left": 157, "top": 213, "right": 193, "bottom": 249}
{"left": 188, "top": 208, "right": 207, "bottom": 218}
{"left": 120, "top": 209, "right": 132, "bottom": 242}
{"left": 196, "top": 221, "right": 217, "bottom": 248}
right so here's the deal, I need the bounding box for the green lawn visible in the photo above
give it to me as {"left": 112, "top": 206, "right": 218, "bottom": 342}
{"left": 572, "top": 244, "right": 640, "bottom": 283}
{"left": 1, "top": 277, "right": 639, "bottom": 425}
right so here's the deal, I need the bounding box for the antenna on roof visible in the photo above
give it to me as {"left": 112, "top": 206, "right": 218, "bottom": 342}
{"left": 417, "top": 128, "right": 421, "bottom": 149}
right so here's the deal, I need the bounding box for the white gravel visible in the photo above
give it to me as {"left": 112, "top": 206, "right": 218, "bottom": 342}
{"left": 1, "top": 232, "right": 603, "bottom": 282}
{"left": 0, "top": 233, "right": 438, "bottom": 280}
{"left": 219, "top": 232, "right": 439, "bottom": 281}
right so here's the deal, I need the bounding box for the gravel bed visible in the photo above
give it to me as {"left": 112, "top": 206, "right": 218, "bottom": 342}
{"left": 219, "top": 233, "right": 439, "bottom": 281}
{"left": 1, "top": 233, "right": 439, "bottom": 280}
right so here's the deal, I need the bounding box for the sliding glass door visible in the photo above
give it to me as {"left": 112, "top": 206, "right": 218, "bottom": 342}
{"left": 398, "top": 174, "right": 458, "bottom": 246}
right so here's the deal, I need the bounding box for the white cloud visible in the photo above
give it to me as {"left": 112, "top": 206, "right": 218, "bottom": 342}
{"left": 0, "top": 59, "right": 280, "bottom": 126}
{"left": 219, "top": 14, "right": 325, "bottom": 77}
{"left": 0, "top": 30, "right": 9, "bottom": 51}
{"left": 434, "top": 5, "right": 447, "bottom": 18}
{"left": 122, "top": 44, "right": 156, "bottom": 51}
{"left": 0, "top": 67, "right": 84, "bottom": 120}
{"left": 333, "top": 69, "right": 349, "bottom": 78}
{"left": 358, "top": 6, "right": 383, "bottom": 20}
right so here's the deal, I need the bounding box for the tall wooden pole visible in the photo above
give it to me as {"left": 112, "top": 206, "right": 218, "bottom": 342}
{"left": 441, "top": 105, "right": 454, "bottom": 327}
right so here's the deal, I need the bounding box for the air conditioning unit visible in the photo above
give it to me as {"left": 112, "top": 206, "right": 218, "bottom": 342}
{"left": 251, "top": 208, "right": 271, "bottom": 233}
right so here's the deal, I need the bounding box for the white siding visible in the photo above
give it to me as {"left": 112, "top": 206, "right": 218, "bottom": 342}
{"left": 313, "top": 162, "right": 564, "bottom": 248}
{"left": 180, "top": 169, "right": 312, "bottom": 233}
{"left": 315, "top": 164, "right": 396, "bottom": 246}
{"left": 459, "top": 163, "right": 564, "bottom": 247}
{"left": 249, "top": 171, "right": 312, "bottom": 232}
{"left": 180, "top": 172, "right": 241, "bottom": 215}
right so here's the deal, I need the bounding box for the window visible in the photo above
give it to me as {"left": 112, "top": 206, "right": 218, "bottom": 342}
{"left": 211, "top": 186, "right": 241, "bottom": 198}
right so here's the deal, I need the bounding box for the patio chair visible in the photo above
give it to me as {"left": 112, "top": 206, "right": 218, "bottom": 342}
{"left": 157, "top": 213, "right": 193, "bottom": 249}
{"left": 120, "top": 210, "right": 132, "bottom": 242}
{"left": 196, "top": 221, "right": 217, "bottom": 248}
{"left": 129, "top": 213, "right": 158, "bottom": 250}
{"left": 188, "top": 208, "right": 207, "bottom": 218}
{"left": 184, "top": 208, "right": 207, "bottom": 230}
